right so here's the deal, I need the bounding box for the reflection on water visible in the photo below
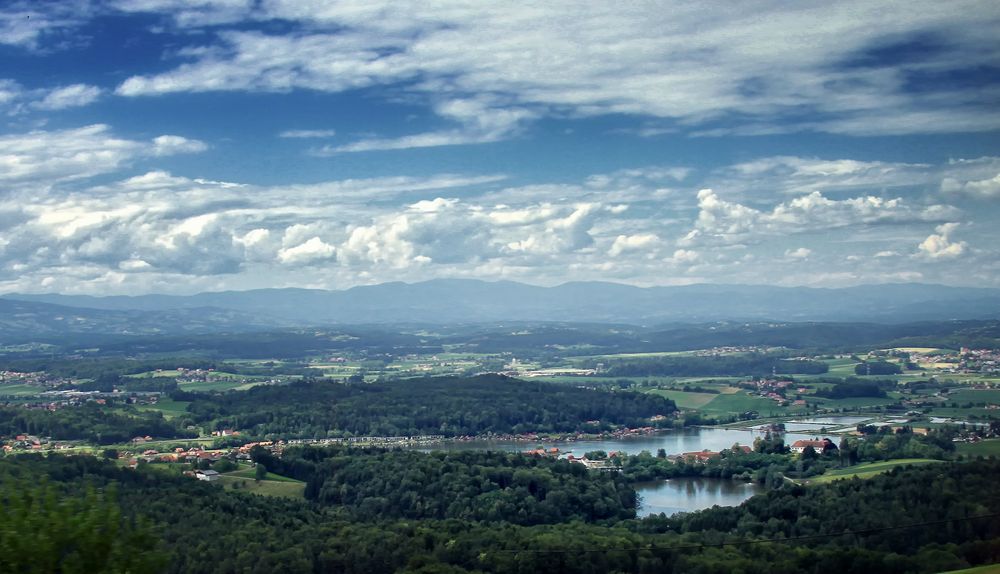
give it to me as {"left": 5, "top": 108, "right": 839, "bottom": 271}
{"left": 417, "top": 427, "right": 819, "bottom": 457}
{"left": 756, "top": 416, "right": 871, "bottom": 433}
{"left": 635, "top": 477, "right": 764, "bottom": 517}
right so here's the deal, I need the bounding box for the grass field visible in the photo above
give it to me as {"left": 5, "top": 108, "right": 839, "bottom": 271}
{"left": 956, "top": 439, "right": 1000, "bottom": 457}
{"left": 135, "top": 398, "right": 191, "bottom": 419}
{"left": 217, "top": 475, "right": 305, "bottom": 498}
{"left": 176, "top": 379, "right": 270, "bottom": 392}
{"left": 0, "top": 384, "right": 45, "bottom": 396}
{"left": 648, "top": 389, "right": 720, "bottom": 409}
{"left": 940, "top": 564, "right": 1000, "bottom": 574}
{"left": 823, "top": 358, "right": 860, "bottom": 377}
{"left": 225, "top": 467, "right": 301, "bottom": 482}
{"left": 948, "top": 389, "right": 1000, "bottom": 404}
{"left": 808, "top": 459, "right": 944, "bottom": 484}
{"left": 700, "top": 392, "right": 808, "bottom": 416}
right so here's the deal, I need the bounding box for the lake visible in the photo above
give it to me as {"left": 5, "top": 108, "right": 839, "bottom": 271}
{"left": 418, "top": 426, "right": 821, "bottom": 457}
{"left": 753, "top": 416, "right": 871, "bottom": 433}
{"left": 415, "top": 426, "right": 820, "bottom": 517}
{"left": 635, "top": 477, "right": 764, "bottom": 517}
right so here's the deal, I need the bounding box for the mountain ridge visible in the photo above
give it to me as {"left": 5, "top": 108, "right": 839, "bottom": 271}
{"left": 3, "top": 280, "right": 998, "bottom": 326}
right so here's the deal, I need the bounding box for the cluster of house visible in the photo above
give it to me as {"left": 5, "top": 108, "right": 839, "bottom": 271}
{"left": 1, "top": 434, "right": 76, "bottom": 453}
{"left": 905, "top": 348, "right": 1000, "bottom": 375}
{"left": 0, "top": 370, "right": 69, "bottom": 389}
{"left": 789, "top": 438, "right": 836, "bottom": 454}
{"left": 127, "top": 445, "right": 233, "bottom": 467}
{"left": 691, "top": 346, "right": 770, "bottom": 357}
{"left": 752, "top": 379, "right": 794, "bottom": 405}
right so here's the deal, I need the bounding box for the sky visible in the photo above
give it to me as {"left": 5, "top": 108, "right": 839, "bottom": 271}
{"left": 1, "top": 0, "right": 999, "bottom": 295}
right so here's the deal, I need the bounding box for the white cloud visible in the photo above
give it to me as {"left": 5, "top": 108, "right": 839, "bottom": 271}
{"left": 719, "top": 156, "right": 932, "bottom": 196}
{"left": 940, "top": 158, "right": 1000, "bottom": 199}
{"left": 681, "top": 188, "right": 960, "bottom": 246}
{"left": 918, "top": 222, "right": 967, "bottom": 259}
{"left": 609, "top": 233, "right": 659, "bottom": 257}
{"left": 785, "top": 247, "right": 811, "bottom": 259}
{"left": 279, "top": 129, "right": 337, "bottom": 139}
{"left": 113, "top": 1, "right": 1000, "bottom": 139}
{"left": 152, "top": 135, "right": 209, "bottom": 156}
{"left": 0, "top": 1, "right": 91, "bottom": 49}
{"left": 0, "top": 149, "right": 993, "bottom": 292}
{"left": 278, "top": 236, "right": 337, "bottom": 265}
{"left": 32, "top": 84, "right": 102, "bottom": 110}
{"left": 667, "top": 249, "right": 700, "bottom": 264}
{"left": 319, "top": 98, "right": 536, "bottom": 153}
{"left": 0, "top": 125, "right": 203, "bottom": 188}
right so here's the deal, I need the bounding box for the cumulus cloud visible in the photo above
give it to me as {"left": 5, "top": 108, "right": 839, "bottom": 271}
{"left": 918, "top": 223, "right": 967, "bottom": 259}
{"left": 785, "top": 247, "right": 812, "bottom": 259}
{"left": 680, "top": 188, "right": 960, "bottom": 246}
{"left": 152, "top": 135, "right": 209, "bottom": 156}
{"left": 112, "top": 1, "right": 1000, "bottom": 139}
{"left": 278, "top": 237, "right": 337, "bottom": 265}
{"left": 504, "top": 204, "right": 599, "bottom": 256}
{"left": 667, "top": 249, "right": 700, "bottom": 264}
{"left": 940, "top": 158, "right": 1000, "bottom": 199}
{"left": 609, "top": 233, "right": 659, "bottom": 257}
{"left": 0, "top": 148, "right": 990, "bottom": 292}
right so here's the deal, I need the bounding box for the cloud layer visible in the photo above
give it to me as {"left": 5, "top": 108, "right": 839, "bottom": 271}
{"left": 106, "top": 1, "right": 1000, "bottom": 145}
{"left": 0, "top": 122, "right": 994, "bottom": 294}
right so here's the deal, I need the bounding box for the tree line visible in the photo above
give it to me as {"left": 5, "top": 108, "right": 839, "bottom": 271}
{"left": 0, "top": 453, "right": 998, "bottom": 573}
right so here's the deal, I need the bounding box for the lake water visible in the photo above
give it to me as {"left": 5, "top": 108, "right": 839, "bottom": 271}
{"left": 635, "top": 477, "right": 764, "bottom": 517}
{"left": 418, "top": 427, "right": 819, "bottom": 457}
{"left": 753, "top": 416, "right": 871, "bottom": 433}
{"left": 415, "top": 426, "right": 820, "bottom": 518}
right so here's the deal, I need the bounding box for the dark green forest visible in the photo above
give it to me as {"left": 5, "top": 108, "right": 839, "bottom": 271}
{"left": 597, "top": 354, "right": 830, "bottom": 377}
{"left": 0, "top": 404, "right": 195, "bottom": 444}
{"left": 181, "top": 375, "right": 677, "bottom": 438}
{"left": 253, "top": 446, "right": 636, "bottom": 524}
{"left": 1, "top": 453, "right": 998, "bottom": 573}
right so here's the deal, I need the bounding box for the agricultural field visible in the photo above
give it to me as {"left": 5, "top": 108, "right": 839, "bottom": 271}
{"left": 0, "top": 383, "right": 45, "bottom": 397}
{"left": 699, "top": 391, "right": 809, "bottom": 417}
{"left": 176, "top": 378, "right": 271, "bottom": 392}
{"left": 135, "top": 398, "right": 191, "bottom": 419}
{"left": 647, "top": 389, "right": 722, "bottom": 409}
{"left": 217, "top": 474, "right": 306, "bottom": 498}
{"left": 218, "top": 466, "right": 306, "bottom": 498}
{"left": 807, "top": 459, "right": 944, "bottom": 484}
{"left": 956, "top": 439, "right": 1000, "bottom": 457}
{"left": 947, "top": 389, "right": 1000, "bottom": 404}
{"left": 822, "top": 357, "right": 861, "bottom": 377}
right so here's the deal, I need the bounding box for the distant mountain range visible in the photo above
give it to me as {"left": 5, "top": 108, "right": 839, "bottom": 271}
{"left": 3, "top": 280, "right": 999, "bottom": 333}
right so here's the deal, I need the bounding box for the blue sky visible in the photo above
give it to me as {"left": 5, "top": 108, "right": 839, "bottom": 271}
{"left": 1, "top": 1, "right": 999, "bottom": 294}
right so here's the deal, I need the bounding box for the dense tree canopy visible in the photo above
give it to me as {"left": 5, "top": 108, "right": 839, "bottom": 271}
{"left": 0, "top": 453, "right": 998, "bottom": 573}
{"left": 182, "top": 375, "right": 676, "bottom": 438}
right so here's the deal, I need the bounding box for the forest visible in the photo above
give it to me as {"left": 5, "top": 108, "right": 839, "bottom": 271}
{"left": 180, "top": 375, "right": 677, "bottom": 438}
{"left": 1, "top": 453, "right": 998, "bottom": 573}
{"left": 253, "top": 446, "right": 636, "bottom": 525}
{"left": 598, "top": 354, "right": 830, "bottom": 377}
{"left": 0, "top": 404, "right": 195, "bottom": 444}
